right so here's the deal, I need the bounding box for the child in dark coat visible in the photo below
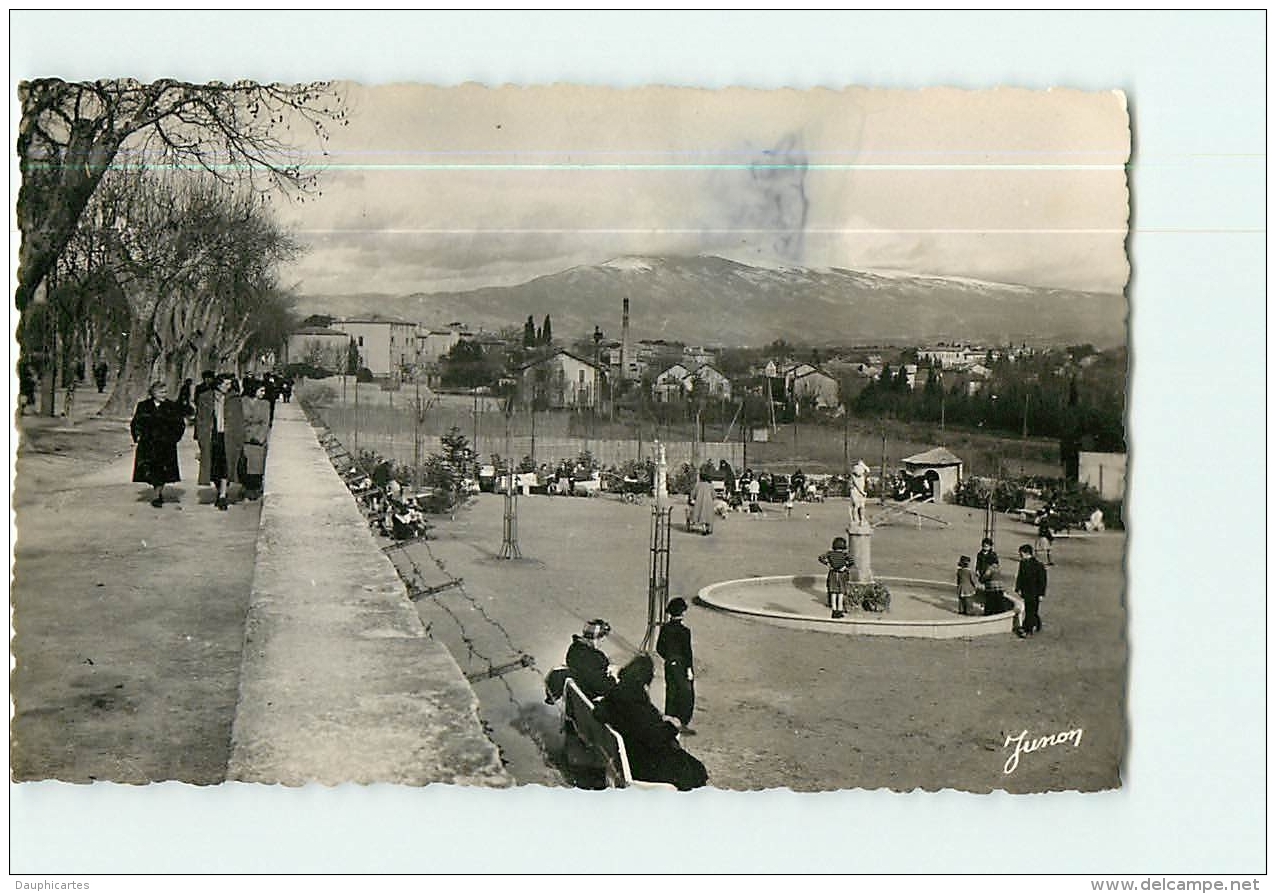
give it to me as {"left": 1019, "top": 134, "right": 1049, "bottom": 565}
{"left": 656, "top": 598, "right": 696, "bottom": 733}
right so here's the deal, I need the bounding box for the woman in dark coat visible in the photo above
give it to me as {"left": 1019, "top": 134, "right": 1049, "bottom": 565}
{"left": 196, "top": 374, "right": 244, "bottom": 510}
{"left": 718, "top": 459, "right": 735, "bottom": 497}
{"left": 595, "top": 654, "right": 708, "bottom": 791}
{"left": 130, "top": 381, "right": 186, "bottom": 508}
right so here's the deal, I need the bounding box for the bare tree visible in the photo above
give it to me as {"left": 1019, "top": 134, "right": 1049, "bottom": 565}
{"left": 15, "top": 78, "right": 346, "bottom": 313}
{"left": 78, "top": 172, "right": 302, "bottom": 415}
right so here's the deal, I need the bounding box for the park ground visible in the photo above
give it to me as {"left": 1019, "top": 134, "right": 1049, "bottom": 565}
{"left": 404, "top": 485, "right": 1126, "bottom": 792}
{"left": 10, "top": 392, "right": 1125, "bottom": 792}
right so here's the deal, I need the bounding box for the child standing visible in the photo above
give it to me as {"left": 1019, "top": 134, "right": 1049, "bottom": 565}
{"left": 956, "top": 555, "right": 979, "bottom": 615}
{"left": 1036, "top": 516, "right": 1055, "bottom": 566}
{"left": 818, "top": 536, "right": 855, "bottom": 619}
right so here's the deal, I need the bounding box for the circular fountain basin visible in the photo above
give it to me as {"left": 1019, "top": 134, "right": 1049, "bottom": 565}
{"left": 697, "top": 575, "right": 1015, "bottom": 638}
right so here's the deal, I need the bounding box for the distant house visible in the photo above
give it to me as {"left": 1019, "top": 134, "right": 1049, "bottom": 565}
{"left": 334, "top": 314, "right": 419, "bottom": 378}
{"left": 689, "top": 364, "right": 732, "bottom": 401}
{"left": 682, "top": 345, "right": 716, "bottom": 368}
{"left": 654, "top": 363, "right": 691, "bottom": 403}
{"left": 520, "top": 350, "right": 602, "bottom": 410}
{"left": 287, "top": 327, "right": 350, "bottom": 373}
{"left": 902, "top": 363, "right": 919, "bottom": 390}
{"left": 918, "top": 345, "right": 999, "bottom": 370}
{"left": 416, "top": 328, "right": 462, "bottom": 365}
{"left": 786, "top": 364, "right": 839, "bottom": 409}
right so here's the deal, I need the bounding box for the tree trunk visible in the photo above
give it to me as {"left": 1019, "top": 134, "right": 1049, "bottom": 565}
{"left": 101, "top": 308, "right": 156, "bottom": 417}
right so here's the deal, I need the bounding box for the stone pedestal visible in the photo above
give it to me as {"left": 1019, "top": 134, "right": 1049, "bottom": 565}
{"left": 846, "top": 522, "right": 874, "bottom": 582}
{"left": 654, "top": 441, "right": 668, "bottom": 503}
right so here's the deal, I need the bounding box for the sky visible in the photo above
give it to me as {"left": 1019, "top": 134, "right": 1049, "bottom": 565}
{"left": 275, "top": 83, "right": 1132, "bottom": 297}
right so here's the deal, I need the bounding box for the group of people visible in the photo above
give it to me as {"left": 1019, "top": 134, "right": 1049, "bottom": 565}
{"left": 956, "top": 537, "right": 1049, "bottom": 638}
{"left": 547, "top": 599, "right": 708, "bottom": 791}
{"left": 130, "top": 371, "right": 282, "bottom": 510}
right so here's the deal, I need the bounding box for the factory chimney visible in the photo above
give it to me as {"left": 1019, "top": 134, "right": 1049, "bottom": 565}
{"left": 620, "top": 296, "right": 631, "bottom": 381}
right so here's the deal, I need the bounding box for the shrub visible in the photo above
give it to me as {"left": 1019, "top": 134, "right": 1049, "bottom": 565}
{"left": 850, "top": 580, "right": 892, "bottom": 612}
{"left": 355, "top": 366, "right": 375, "bottom": 384}
{"left": 953, "top": 476, "right": 1026, "bottom": 512}
{"left": 575, "top": 449, "right": 599, "bottom": 474}
{"left": 1045, "top": 482, "right": 1124, "bottom": 531}
{"left": 284, "top": 362, "right": 332, "bottom": 380}
{"left": 668, "top": 462, "right": 697, "bottom": 495}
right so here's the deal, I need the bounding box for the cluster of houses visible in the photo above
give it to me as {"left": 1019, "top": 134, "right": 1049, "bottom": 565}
{"left": 285, "top": 314, "right": 1012, "bottom": 413}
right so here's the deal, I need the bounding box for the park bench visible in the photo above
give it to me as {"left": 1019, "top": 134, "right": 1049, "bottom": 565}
{"left": 562, "top": 678, "right": 676, "bottom": 791}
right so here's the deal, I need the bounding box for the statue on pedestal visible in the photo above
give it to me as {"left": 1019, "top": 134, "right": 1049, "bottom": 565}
{"left": 848, "top": 459, "right": 870, "bottom": 527}
{"left": 654, "top": 440, "right": 668, "bottom": 503}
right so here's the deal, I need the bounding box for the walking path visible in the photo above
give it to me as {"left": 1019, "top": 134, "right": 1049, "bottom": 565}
{"left": 10, "top": 395, "right": 263, "bottom": 783}
{"left": 11, "top": 391, "right": 509, "bottom": 788}
{"left": 226, "top": 400, "right": 510, "bottom": 787}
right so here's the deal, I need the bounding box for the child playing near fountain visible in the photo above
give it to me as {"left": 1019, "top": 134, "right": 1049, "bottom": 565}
{"left": 818, "top": 535, "right": 855, "bottom": 619}
{"left": 956, "top": 555, "right": 979, "bottom": 615}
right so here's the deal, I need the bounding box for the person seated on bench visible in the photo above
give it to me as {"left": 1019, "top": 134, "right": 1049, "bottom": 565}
{"left": 566, "top": 619, "right": 618, "bottom": 700}
{"left": 594, "top": 654, "right": 709, "bottom": 792}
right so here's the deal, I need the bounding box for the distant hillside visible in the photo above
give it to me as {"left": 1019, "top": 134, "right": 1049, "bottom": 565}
{"left": 298, "top": 255, "right": 1128, "bottom": 348}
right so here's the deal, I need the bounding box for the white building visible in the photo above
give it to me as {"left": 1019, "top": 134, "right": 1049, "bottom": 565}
{"left": 654, "top": 363, "right": 691, "bottom": 403}
{"left": 416, "top": 328, "right": 463, "bottom": 365}
{"left": 1079, "top": 451, "right": 1126, "bottom": 501}
{"left": 287, "top": 327, "right": 351, "bottom": 373}
{"left": 334, "top": 315, "right": 419, "bottom": 378}
{"left": 690, "top": 364, "right": 732, "bottom": 401}
{"left": 520, "top": 350, "right": 602, "bottom": 410}
{"left": 787, "top": 365, "right": 839, "bottom": 409}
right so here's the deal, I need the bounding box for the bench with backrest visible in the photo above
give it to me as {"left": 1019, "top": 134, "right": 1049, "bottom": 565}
{"left": 562, "top": 678, "right": 676, "bottom": 791}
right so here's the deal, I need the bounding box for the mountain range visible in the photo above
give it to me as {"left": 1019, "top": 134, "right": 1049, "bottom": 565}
{"left": 298, "top": 255, "right": 1128, "bottom": 348}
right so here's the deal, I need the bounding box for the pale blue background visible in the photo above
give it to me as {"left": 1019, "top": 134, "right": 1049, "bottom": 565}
{"left": 8, "top": 10, "right": 1266, "bottom": 875}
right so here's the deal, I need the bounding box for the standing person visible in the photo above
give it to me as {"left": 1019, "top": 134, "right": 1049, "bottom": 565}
{"left": 594, "top": 654, "right": 708, "bottom": 791}
{"left": 719, "top": 459, "right": 735, "bottom": 499}
{"left": 656, "top": 597, "right": 696, "bottom": 733}
{"left": 263, "top": 373, "right": 279, "bottom": 423}
{"left": 565, "top": 619, "right": 617, "bottom": 701}
{"left": 62, "top": 374, "right": 77, "bottom": 420}
{"left": 980, "top": 560, "right": 1007, "bottom": 619}
{"left": 130, "top": 381, "right": 186, "bottom": 508}
{"left": 819, "top": 536, "right": 854, "bottom": 619}
{"left": 281, "top": 377, "right": 294, "bottom": 404}
{"left": 687, "top": 472, "right": 716, "bottom": 535}
{"left": 975, "top": 537, "right": 1000, "bottom": 578}
{"left": 1035, "top": 515, "right": 1055, "bottom": 566}
{"left": 790, "top": 468, "right": 806, "bottom": 503}
{"left": 748, "top": 474, "right": 761, "bottom": 506}
{"left": 196, "top": 374, "right": 244, "bottom": 510}
{"left": 191, "top": 370, "right": 216, "bottom": 438}
{"left": 1014, "top": 543, "right": 1049, "bottom": 638}
{"left": 92, "top": 359, "right": 109, "bottom": 393}
{"left": 956, "top": 555, "right": 979, "bottom": 616}
{"left": 241, "top": 380, "right": 272, "bottom": 501}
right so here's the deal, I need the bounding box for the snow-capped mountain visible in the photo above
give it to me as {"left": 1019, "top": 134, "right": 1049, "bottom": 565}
{"left": 302, "top": 255, "right": 1127, "bottom": 347}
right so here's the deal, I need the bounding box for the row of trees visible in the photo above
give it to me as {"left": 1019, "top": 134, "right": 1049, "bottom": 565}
{"left": 849, "top": 349, "right": 1126, "bottom": 453}
{"left": 15, "top": 77, "right": 348, "bottom": 414}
